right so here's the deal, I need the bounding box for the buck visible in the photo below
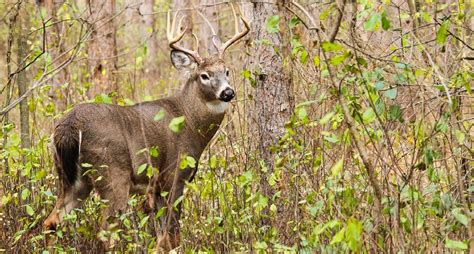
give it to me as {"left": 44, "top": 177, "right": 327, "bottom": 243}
{"left": 43, "top": 6, "right": 249, "bottom": 250}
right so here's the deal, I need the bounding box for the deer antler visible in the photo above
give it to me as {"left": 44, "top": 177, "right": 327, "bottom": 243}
{"left": 217, "top": 3, "right": 250, "bottom": 59}
{"left": 167, "top": 10, "right": 203, "bottom": 64}
{"left": 196, "top": 9, "right": 220, "bottom": 53}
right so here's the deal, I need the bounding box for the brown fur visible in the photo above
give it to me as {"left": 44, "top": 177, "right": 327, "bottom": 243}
{"left": 43, "top": 55, "right": 230, "bottom": 251}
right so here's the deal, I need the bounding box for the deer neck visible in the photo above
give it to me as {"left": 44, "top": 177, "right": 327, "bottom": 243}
{"left": 177, "top": 80, "right": 225, "bottom": 145}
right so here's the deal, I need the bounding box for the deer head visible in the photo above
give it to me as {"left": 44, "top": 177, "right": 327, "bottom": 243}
{"left": 167, "top": 5, "right": 249, "bottom": 114}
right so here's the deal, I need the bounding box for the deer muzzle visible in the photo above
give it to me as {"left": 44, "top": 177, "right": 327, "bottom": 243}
{"left": 219, "top": 87, "right": 235, "bottom": 102}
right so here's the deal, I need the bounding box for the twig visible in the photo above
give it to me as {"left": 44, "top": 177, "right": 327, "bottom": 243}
{"left": 329, "top": 0, "right": 346, "bottom": 42}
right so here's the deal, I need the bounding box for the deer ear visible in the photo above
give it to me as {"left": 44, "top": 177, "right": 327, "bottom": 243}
{"left": 170, "top": 50, "right": 197, "bottom": 71}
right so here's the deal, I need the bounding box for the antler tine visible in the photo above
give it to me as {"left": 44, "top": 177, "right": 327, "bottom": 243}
{"left": 167, "top": 10, "right": 185, "bottom": 44}
{"left": 196, "top": 9, "right": 220, "bottom": 51}
{"left": 218, "top": 3, "right": 250, "bottom": 58}
{"left": 167, "top": 10, "right": 203, "bottom": 64}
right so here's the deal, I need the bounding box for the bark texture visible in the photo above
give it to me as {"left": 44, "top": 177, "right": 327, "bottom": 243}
{"left": 87, "top": 0, "right": 118, "bottom": 97}
{"left": 139, "top": 0, "right": 157, "bottom": 61}
{"left": 17, "top": 4, "right": 30, "bottom": 150}
{"left": 250, "top": 2, "right": 293, "bottom": 170}
{"left": 247, "top": 2, "right": 293, "bottom": 232}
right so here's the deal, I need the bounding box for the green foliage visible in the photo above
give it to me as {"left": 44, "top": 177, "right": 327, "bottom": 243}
{"left": 153, "top": 109, "right": 166, "bottom": 121}
{"left": 0, "top": 0, "right": 471, "bottom": 252}
{"left": 436, "top": 20, "right": 450, "bottom": 45}
{"left": 169, "top": 116, "right": 185, "bottom": 133}
{"left": 266, "top": 15, "right": 280, "bottom": 33}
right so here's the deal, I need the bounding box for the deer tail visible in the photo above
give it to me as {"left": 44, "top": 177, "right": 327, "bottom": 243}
{"left": 53, "top": 115, "right": 81, "bottom": 189}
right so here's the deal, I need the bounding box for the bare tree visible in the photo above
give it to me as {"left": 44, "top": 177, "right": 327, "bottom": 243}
{"left": 86, "top": 0, "right": 118, "bottom": 97}
{"left": 17, "top": 2, "right": 30, "bottom": 151}
{"left": 139, "top": 0, "right": 157, "bottom": 58}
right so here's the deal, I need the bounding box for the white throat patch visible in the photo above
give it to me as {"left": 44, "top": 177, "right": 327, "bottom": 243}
{"left": 206, "top": 100, "right": 229, "bottom": 114}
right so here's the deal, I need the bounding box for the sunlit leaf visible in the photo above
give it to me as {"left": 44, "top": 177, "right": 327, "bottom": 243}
{"left": 169, "top": 116, "right": 185, "bottom": 133}
{"left": 331, "top": 159, "right": 344, "bottom": 178}
{"left": 266, "top": 15, "right": 280, "bottom": 33}
{"left": 436, "top": 20, "right": 450, "bottom": 44}
{"left": 362, "top": 108, "right": 376, "bottom": 124}
{"left": 330, "top": 228, "right": 345, "bottom": 244}
{"left": 154, "top": 109, "right": 166, "bottom": 121}
{"left": 364, "top": 13, "right": 381, "bottom": 31}
{"left": 445, "top": 239, "right": 467, "bottom": 250}
{"left": 383, "top": 88, "right": 397, "bottom": 99}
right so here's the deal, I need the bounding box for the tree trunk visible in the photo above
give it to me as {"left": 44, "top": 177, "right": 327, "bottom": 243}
{"left": 17, "top": 3, "right": 30, "bottom": 152}
{"left": 248, "top": 0, "right": 293, "bottom": 214}
{"left": 86, "top": 0, "right": 118, "bottom": 97}
{"left": 139, "top": 0, "right": 158, "bottom": 86}
{"left": 38, "top": 0, "right": 68, "bottom": 110}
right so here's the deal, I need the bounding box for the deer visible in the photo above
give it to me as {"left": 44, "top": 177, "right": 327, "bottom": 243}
{"left": 43, "top": 5, "right": 249, "bottom": 251}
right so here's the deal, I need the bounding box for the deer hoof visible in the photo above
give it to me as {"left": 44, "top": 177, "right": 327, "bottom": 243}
{"left": 156, "top": 233, "right": 172, "bottom": 251}
{"left": 43, "top": 212, "right": 60, "bottom": 246}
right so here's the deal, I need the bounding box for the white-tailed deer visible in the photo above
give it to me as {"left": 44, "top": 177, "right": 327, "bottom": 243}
{"left": 43, "top": 5, "right": 249, "bottom": 250}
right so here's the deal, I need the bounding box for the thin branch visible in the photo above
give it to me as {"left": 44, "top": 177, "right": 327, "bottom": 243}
{"left": 329, "top": 0, "right": 346, "bottom": 42}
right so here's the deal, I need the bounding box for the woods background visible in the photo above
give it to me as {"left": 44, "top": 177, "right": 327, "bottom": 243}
{"left": 0, "top": 0, "right": 473, "bottom": 252}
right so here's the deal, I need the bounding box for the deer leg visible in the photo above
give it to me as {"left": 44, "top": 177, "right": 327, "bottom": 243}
{"left": 155, "top": 178, "right": 185, "bottom": 251}
{"left": 96, "top": 171, "right": 131, "bottom": 250}
{"left": 43, "top": 176, "right": 92, "bottom": 243}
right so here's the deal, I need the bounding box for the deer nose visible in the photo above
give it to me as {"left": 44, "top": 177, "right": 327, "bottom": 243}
{"left": 219, "top": 88, "right": 235, "bottom": 102}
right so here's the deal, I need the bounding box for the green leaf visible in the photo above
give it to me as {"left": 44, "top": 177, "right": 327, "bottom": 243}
{"left": 266, "top": 15, "right": 280, "bottom": 33}
{"left": 436, "top": 20, "right": 450, "bottom": 44}
{"left": 381, "top": 11, "right": 391, "bottom": 30}
{"left": 374, "top": 81, "right": 384, "bottom": 91}
{"left": 187, "top": 156, "right": 196, "bottom": 168}
{"left": 169, "top": 116, "right": 185, "bottom": 133}
{"left": 296, "top": 107, "right": 308, "bottom": 121}
{"left": 289, "top": 16, "right": 300, "bottom": 28}
{"left": 346, "top": 218, "right": 363, "bottom": 251}
{"left": 25, "top": 205, "right": 34, "bottom": 216}
{"left": 139, "top": 215, "right": 149, "bottom": 229}
{"left": 330, "top": 228, "right": 345, "bottom": 245}
{"left": 331, "top": 159, "right": 344, "bottom": 178}
{"left": 313, "top": 56, "right": 320, "bottom": 66}
{"left": 388, "top": 105, "right": 403, "bottom": 122}
{"left": 319, "top": 112, "right": 335, "bottom": 125}
{"left": 149, "top": 147, "right": 159, "bottom": 157}
{"left": 137, "top": 164, "right": 147, "bottom": 175}
{"left": 362, "top": 108, "right": 376, "bottom": 124}
{"left": 451, "top": 208, "right": 468, "bottom": 226}
{"left": 445, "top": 239, "right": 468, "bottom": 250}
{"left": 364, "top": 13, "right": 381, "bottom": 31}
{"left": 254, "top": 241, "right": 268, "bottom": 249}
{"left": 329, "top": 54, "right": 347, "bottom": 65}
{"left": 155, "top": 207, "right": 166, "bottom": 219}
{"left": 383, "top": 88, "right": 397, "bottom": 99}
{"left": 321, "top": 41, "right": 343, "bottom": 52}
{"left": 180, "top": 155, "right": 196, "bottom": 169}
{"left": 454, "top": 129, "right": 465, "bottom": 144}
{"left": 154, "top": 109, "right": 166, "bottom": 121}
{"left": 300, "top": 50, "right": 308, "bottom": 64}
{"left": 94, "top": 93, "right": 113, "bottom": 104}
{"left": 21, "top": 189, "right": 30, "bottom": 200}
{"left": 173, "top": 195, "right": 184, "bottom": 209}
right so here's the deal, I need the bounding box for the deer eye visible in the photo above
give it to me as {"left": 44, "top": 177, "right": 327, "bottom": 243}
{"left": 200, "top": 72, "right": 210, "bottom": 81}
{"left": 226, "top": 69, "right": 230, "bottom": 77}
